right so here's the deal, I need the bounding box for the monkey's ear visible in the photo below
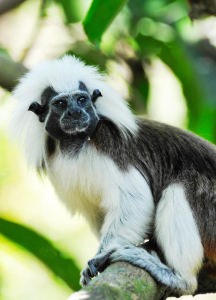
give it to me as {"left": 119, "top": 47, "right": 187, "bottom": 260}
{"left": 79, "top": 81, "right": 89, "bottom": 92}
{"left": 28, "top": 102, "right": 48, "bottom": 123}
{"left": 28, "top": 102, "right": 42, "bottom": 114}
{"left": 91, "top": 89, "right": 102, "bottom": 103}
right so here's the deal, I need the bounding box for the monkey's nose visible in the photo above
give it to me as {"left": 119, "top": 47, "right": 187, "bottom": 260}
{"left": 67, "top": 109, "right": 82, "bottom": 119}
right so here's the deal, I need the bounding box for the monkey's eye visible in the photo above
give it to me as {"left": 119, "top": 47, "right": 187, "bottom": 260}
{"left": 77, "top": 96, "right": 87, "bottom": 105}
{"left": 54, "top": 100, "right": 67, "bottom": 108}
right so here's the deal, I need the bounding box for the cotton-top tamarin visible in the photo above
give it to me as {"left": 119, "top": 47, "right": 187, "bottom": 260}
{"left": 11, "top": 55, "right": 216, "bottom": 295}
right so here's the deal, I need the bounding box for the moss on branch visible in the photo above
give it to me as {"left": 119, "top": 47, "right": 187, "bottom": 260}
{"left": 68, "top": 262, "right": 167, "bottom": 300}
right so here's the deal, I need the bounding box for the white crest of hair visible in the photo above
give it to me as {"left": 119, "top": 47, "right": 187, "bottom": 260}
{"left": 155, "top": 183, "right": 203, "bottom": 291}
{"left": 10, "top": 55, "right": 137, "bottom": 169}
{"left": 48, "top": 145, "right": 154, "bottom": 243}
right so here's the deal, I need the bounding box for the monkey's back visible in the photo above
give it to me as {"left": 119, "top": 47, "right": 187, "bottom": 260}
{"left": 135, "top": 118, "right": 216, "bottom": 189}
{"left": 134, "top": 118, "right": 216, "bottom": 260}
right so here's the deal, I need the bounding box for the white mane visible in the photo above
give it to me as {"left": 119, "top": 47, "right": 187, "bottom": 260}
{"left": 10, "top": 55, "right": 137, "bottom": 169}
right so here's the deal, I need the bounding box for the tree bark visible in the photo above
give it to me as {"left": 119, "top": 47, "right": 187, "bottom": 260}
{"left": 68, "top": 262, "right": 167, "bottom": 300}
{"left": 67, "top": 261, "right": 216, "bottom": 300}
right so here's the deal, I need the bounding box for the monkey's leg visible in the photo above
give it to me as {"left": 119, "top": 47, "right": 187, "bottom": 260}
{"left": 110, "top": 245, "right": 190, "bottom": 293}
{"left": 111, "top": 183, "right": 204, "bottom": 294}
{"left": 80, "top": 167, "right": 154, "bottom": 286}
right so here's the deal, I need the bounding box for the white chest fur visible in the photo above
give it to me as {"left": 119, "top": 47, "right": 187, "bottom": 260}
{"left": 46, "top": 145, "right": 122, "bottom": 231}
{"left": 46, "top": 144, "right": 154, "bottom": 239}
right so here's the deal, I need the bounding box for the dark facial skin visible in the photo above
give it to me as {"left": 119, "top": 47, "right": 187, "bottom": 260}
{"left": 45, "top": 91, "right": 99, "bottom": 140}
{"left": 28, "top": 83, "right": 102, "bottom": 153}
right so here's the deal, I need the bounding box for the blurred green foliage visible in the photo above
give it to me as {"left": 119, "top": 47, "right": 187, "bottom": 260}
{"left": 62, "top": 0, "right": 216, "bottom": 141}
{"left": 1, "top": 0, "right": 216, "bottom": 298}
{"left": 0, "top": 217, "right": 80, "bottom": 290}
{"left": 83, "top": 0, "right": 128, "bottom": 45}
{"left": 0, "top": 132, "right": 17, "bottom": 189}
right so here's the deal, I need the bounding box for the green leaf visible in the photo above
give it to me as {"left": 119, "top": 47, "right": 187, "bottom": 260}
{"left": 57, "top": 0, "right": 91, "bottom": 24}
{"left": 0, "top": 47, "right": 10, "bottom": 58}
{"left": 158, "top": 39, "right": 216, "bottom": 142}
{"left": 136, "top": 34, "right": 216, "bottom": 143}
{"left": 136, "top": 34, "right": 163, "bottom": 56}
{"left": 0, "top": 218, "right": 80, "bottom": 291}
{"left": 126, "top": 58, "right": 150, "bottom": 113}
{"left": 83, "top": 0, "right": 128, "bottom": 45}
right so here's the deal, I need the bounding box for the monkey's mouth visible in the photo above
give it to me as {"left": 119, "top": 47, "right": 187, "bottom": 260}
{"left": 60, "top": 118, "right": 90, "bottom": 135}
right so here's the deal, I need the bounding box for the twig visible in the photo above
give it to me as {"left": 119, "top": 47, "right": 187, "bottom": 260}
{"left": 0, "top": 53, "right": 27, "bottom": 91}
{"left": 0, "top": 0, "right": 26, "bottom": 15}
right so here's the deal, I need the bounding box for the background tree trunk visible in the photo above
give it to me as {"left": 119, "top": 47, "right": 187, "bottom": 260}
{"left": 188, "top": 0, "right": 216, "bottom": 18}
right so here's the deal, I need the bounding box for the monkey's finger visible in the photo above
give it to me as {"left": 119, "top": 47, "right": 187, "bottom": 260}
{"left": 80, "top": 267, "right": 92, "bottom": 286}
{"left": 91, "top": 250, "right": 114, "bottom": 274}
{"left": 80, "top": 273, "right": 91, "bottom": 287}
{"left": 79, "top": 275, "right": 88, "bottom": 287}
{"left": 88, "top": 260, "right": 98, "bottom": 277}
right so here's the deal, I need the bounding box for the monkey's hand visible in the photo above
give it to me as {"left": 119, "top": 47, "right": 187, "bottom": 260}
{"left": 80, "top": 250, "right": 114, "bottom": 286}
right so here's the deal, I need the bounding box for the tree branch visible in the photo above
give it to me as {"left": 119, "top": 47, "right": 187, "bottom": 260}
{"left": 68, "top": 262, "right": 167, "bottom": 300}
{"left": 0, "top": 0, "right": 26, "bottom": 15}
{"left": 0, "top": 53, "right": 27, "bottom": 91}
{"left": 67, "top": 260, "right": 216, "bottom": 300}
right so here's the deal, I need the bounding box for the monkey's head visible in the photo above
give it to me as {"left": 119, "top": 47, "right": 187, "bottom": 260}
{"left": 28, "top": 81, "right": 102, "bottom": 139}
{"left": 11, "top": 55, "right": 137, "bottom": 167}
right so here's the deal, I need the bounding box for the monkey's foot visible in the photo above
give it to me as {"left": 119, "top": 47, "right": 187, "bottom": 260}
{"left": 80, "top": 250, "right": 114, "bottom": 286}
{"left": 109, "top": 245, "right": 195, "bottom": 294}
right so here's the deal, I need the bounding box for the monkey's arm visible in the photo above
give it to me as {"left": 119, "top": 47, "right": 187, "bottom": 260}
{"left": 80, "top": 167, "right": 154, "bottom": 286}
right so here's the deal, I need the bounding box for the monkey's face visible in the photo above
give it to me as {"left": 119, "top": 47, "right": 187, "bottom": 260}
{"left": 45, "top": 90, "right": 99, "bottom": 139}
